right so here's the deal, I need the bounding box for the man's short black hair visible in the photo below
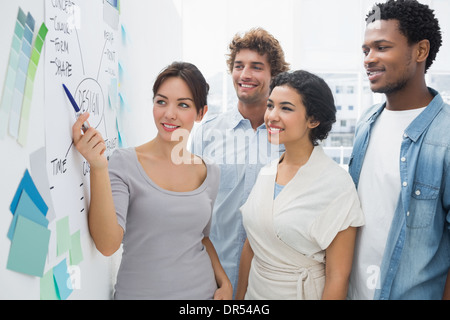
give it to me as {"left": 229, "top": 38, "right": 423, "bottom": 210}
{"left": 366, "top": 0, "right": 442, "bottom": 72}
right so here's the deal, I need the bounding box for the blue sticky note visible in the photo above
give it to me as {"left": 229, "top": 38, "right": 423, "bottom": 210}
{"left": 53, "top": 259, "right": 73, "bottom": 300}
{"left": 18, "top": 52, "right": 30, "bottom": 73}
{"left": 8, "top": 190, "right": 49, "bottom": 240}
{"left": 10, "top": 169, "right": 48, "bottom": 216}
{"left": 118, "top": 61, "right": 124, "bottom": 83}
{"left": 119, "top": 92, "right": 131, "bottom": 112}
{"left": 7, "top": 215, "right": 50, "bottom": 277}
{"left": 107, "top": 0, "right": 118, "bottom": 8}
{"left": 23, "top": 25, "right": 33, "bottom": 45}
{"left": 21, "top": 40, "right": 32, "bottom": 58}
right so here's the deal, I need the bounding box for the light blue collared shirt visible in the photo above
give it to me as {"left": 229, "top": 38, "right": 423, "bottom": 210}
{"left": 191, "top": 107, "right": 284, "bottom": 296}
{"left": 348, "top": 88, "right": 450, "bottom": 300}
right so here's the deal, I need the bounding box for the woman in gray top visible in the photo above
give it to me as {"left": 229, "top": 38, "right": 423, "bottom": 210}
{"left": 72, "top": 62, "right": 232, "bottom": 300}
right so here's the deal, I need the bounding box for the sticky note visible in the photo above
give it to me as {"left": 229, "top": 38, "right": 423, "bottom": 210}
{"left": 107, "top": 0, "right": 119, "bottom": 8}
{"left": 108, "top": 78, "right": 118, "bottom": 110}
{"left": 119, "top": 92, "right": 130, "bottom": 112}
{"left": 69, "top": 230, "right": 83, "bottom": 265}
{"left": 9, "top": 12, "right": 35, "bottom": 139}
{"left": 116, "top": 117, "right": 127, "bottom": 148}
{"left": 0, "top": 8, "right": 26, "bottom": 139}
{"left": 10, "top": 169, "right": 48, "bottom": 216}
{"left": 18, "top": 23, "right": 48, "bottom": 146}
{"left": 118, "top": 61, "right": 124, "bottom": 84}
{"left": 8, "top": 190, "right": 49, "bottom": 240}
{"left": 121, "top": 24, "right": 128, "bottom": 45}
{"left": 40, "top": 269, "right": 59, "bottom": 300}
{"left": 56, "top": 216, "right": 71, "bottom": 256}
{"left": 7, "top": 215, "right": 50, "bottom": 277}
{"left": 53, "top": 259, "right": 73, "bottom": 300}
{"left": 118, "top": 128, "right": 125, "bottom": 148}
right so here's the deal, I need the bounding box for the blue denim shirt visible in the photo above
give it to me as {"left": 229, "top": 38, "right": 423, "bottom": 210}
{"left": 349, "top": 88, "right": 450, "bottom": 299}
{"left": 191, "top": 107, "right": 283, "bottom": 297}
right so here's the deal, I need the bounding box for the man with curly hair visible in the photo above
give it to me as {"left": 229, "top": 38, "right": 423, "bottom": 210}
{"left": 348, "top": 0, "right": 450, "bottom": 300}
{"left": 191, "top": 28, "right": 289, "bottom": 297}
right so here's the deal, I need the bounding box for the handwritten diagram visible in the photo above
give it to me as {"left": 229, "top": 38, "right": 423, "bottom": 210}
{"left": 44, "top": 0, "right": 119, "bottom": 237}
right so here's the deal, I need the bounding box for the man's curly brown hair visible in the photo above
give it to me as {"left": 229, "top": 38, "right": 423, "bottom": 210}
{"left": 226, "top": 28, "right": 290, "bottom": 77}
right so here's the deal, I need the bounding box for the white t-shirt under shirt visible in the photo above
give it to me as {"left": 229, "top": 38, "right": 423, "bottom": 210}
{"left": 348, "top": 106, "right": 425, "bottom": 300}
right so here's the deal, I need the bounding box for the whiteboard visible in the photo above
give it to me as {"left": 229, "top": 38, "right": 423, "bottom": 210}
{"left": 0, "top": 0, "right": 120, "bottom": 300}
{"left": 43, "top": 0, "right": 120, "bottom": 299}
{"left": 0, "top": 0, "right": 183, "bottom": 300}
{"left": 44, "top": 0, "right": 119, "bottom": 237}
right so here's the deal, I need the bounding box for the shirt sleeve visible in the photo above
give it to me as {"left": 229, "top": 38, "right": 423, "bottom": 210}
{"left": 190, "top": 122, "right": 204, "bottom": 157}
{"left": 202, "top": 161, "right": 220, "bottom": 237}
{"left": 444, "top": 149, "right": 450, "bottom": 231}
{"left": 108, "top": 149, "right": 130, "bottom": 232}
{"left": 310, "top": 180, "right": 365, "bottom": 250}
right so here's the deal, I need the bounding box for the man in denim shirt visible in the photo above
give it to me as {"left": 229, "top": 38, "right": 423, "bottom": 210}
{"left": 348, "top": 0, "right": 450, "bottom": 300}
{"left": 191, "top": 28, "right": 289, "bottom": 297}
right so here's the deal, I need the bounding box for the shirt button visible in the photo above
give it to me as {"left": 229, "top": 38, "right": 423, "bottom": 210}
{"left": 415, "top": 190, "right": 421, "bottom": 196}
{"left": 401, "top": 157, "right": 406, "bottom": 162}
{"left": 403, "top": 181, "right": 408, "bottom": 187}
{"left": 407, "top": 211, "right": 410, "bottom": 216}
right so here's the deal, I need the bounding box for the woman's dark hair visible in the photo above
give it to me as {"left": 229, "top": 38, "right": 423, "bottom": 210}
{"left": 270, "top": 70, "right": 336, "bottom": 146}
{"left": 366, "top": 0, "right": 442, "bottom": 73}
{"left": 153, "top": 62, "right": 209, "bottom": 114}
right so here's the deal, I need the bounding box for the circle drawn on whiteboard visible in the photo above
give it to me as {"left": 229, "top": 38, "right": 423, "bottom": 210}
{"left": 75, "top": 78, "right": 105, "bottom": 129}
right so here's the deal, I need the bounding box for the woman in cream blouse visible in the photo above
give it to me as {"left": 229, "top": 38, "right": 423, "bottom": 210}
{"left": 236, "top": 70, "right": 364, "bottom": 300}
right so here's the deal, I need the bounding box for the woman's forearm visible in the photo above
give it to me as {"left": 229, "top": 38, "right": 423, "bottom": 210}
{"left": 235, "top": 239, "right": 253, "bottom": 300}
{"left": 202, "top": 237, "right": 232, "bottom": 299}
{"left": 88, "top": 167, "right": 123, "bottom": 256}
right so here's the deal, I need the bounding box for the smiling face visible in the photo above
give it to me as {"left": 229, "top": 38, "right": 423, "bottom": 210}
{"left": 362, "top": 19, "right": 419, "bottom": 95}
{"left": 153, "top": 77, "right": 204, "bottom": 141}
{"left": 264, "top": 85, "right": 318, "bottom": 148}
{"left": 232, "top": 49, "right": 272, "bottom": 106}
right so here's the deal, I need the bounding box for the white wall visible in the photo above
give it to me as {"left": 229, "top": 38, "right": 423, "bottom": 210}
{"left": 118, "top": 0, "right": 183, "bottom": 147}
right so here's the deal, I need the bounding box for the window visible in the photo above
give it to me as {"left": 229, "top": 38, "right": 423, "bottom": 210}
{"left": 181, "top": 0, "right": 450, "bottom": 167}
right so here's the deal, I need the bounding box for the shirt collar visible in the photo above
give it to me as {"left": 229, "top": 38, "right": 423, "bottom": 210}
{"left": 367, "top": 88, "right": 444, "bottom": 142}
{"left": 404, "top": 88, "right": 443, "bottom": 142}
{"left": 229, "top": 107, "right": 267, "bottom": 130}
{"left": 229, "top": 107, "right": 244, "bottom": 129}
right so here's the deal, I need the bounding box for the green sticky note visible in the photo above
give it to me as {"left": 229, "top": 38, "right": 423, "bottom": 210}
{"left": 37, "top": 23, "right": 48, "bottom": 40}
{"left": 34, "top": 35, "right": 44, "bottom": 53}
{"left": 30, "top": 48, "right": 40, "bottom": 66}
{"left": 40, "top": 269, "right": 59, "bottom": 300}
{"left": 7, "top": 215, "right": 50, "bottom": 277}
{"left": 56, "top": 216, "right": 71, "bottom": 256}
{"left": 69, "top": 230, "right": 83, "bottom": 265}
